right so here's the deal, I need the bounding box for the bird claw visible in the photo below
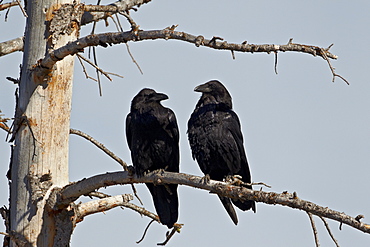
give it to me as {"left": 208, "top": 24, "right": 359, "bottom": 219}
{"left": 151, "top": 169, "right": 166, "bottom": 185}
{"left": 127, "top": 165, "right": 135, "bottom": 177}
{"left": 155, "top": 168, "right": 166, "bottom": 175}
{"left": 200, "top": 174, "right": 210, "bottom": 184}
{"left": 225, "top": 175, "right": 243, "bottom": 186}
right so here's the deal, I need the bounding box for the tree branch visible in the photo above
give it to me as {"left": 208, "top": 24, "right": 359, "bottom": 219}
{"left": 76, "top": 53, "right": 124, "bottom": 81}
{"left": 0, "top": 1, "right": 18, "bottom": 12}
{"left": 0, "top": 110, "right": 11, "bottom": 133}
{"left": 55, "top": 170, "right": 370, "bottom": 235}
{"left": 0, "top": 36, "right": 24, "bottom": 57}
{"left": 81, "top": 0, "right": 153, "bottom": 26}
{"left": 31, "top": 28, "right": 339, "bottom": 83}
{"left": 76, "top": 194, "right": 134, "bottom": 221}
{"left": 0, "top": 0, "right": 151, "bottom": 57}
{"left": 319, "top": 216, "right": 340, "bottom": 247}
{"left": 307, "top": 212, "right": 320, "bottom": 247}
{"left": 69, "top": 128, "right": 128, "bottom": 170}
{"left": 76, "top": 191, "right": 183, "bottom": 244}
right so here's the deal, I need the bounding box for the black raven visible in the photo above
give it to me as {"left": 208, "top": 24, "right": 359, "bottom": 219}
{"left": 126, "top": 88, "right": 179, "bottom": 228}
{"left": 187, "top": 80, "right": 255, "bottom": 225}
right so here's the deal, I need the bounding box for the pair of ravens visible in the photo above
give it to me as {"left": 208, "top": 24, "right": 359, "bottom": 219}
{"left": 126, "top": 80, "right": 255, "bottom": 228}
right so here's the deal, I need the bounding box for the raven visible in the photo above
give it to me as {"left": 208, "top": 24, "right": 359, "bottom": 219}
{"left": 126, "top": 88, "right": 179, "bottom": 228}
{"left": 187, "top": 80, "right": 255, "bottom": 225}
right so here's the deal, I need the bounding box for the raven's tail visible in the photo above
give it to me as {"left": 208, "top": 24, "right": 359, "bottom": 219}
{"left": 146, "top": 184, "right": 178, "bottom": 228}
{"left": 218, "top": 195, "right": 238, "bottom": 225}
{"left": 232, "top": 198, "right": 256, "bottom": 212}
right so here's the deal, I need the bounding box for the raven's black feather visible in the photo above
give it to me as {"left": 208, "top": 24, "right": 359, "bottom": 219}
{"left": 126, "top": 88, "right": 179, "bottom": 228}
{"left": 188, "top": 80, "right": 255, "bottom": 225}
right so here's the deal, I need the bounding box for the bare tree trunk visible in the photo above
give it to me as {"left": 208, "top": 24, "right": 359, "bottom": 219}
{"left": 9, "top": 0, "right": 80, "bottom": 245}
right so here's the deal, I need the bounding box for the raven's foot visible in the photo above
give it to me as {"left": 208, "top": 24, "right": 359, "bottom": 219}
{"left": 127, "top": 165, "right": 135, "bottom": 177}
{"left": 225, "top": 175, "right": 244, "bottom": 186}
{"left": 200, "top": 174, "right": 210, "bottom": 184}
{"left": 151, "top": 169, "right": 166, "bottom": 185}
{"left": 154, "top": 168, "right": 166, "bottom": 175}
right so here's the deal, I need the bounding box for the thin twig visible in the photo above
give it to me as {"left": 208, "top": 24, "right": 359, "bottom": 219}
{"left": 77, "top": 54, "right": 123, "bottom": 81}
{"left": 109, "top": 14, "right": 121, "bottom": 31}
{"left": 125, "top": 43, "right": 143, "bottom": 74}
{"left": 250, "top": 182, "right": 271, "bottom": 188}
{"left": 274, "top": 51, "right": 278, "bottom": 74}
{"left": 307, "top": 212, "right": 320, "bottom": 247}
{"left": 77, "top": 54, "right": 98, "bottom": 82}
{"left": 136, "top": 219, "right": 155, "bottom": 244}
{"left": 4, "top": 2, "right": 10, "bottom": 21}
{"left": 319, "top": 216, "right": 340, "bottom": 247}
{"left": 131, "top": 184, "right": 143, "bottom": 205}
{"left": 88, "top": 0, "right": 100, "bottom": 59}
{"left": 92, "top": 47, "right": 103, "bottom": 96}
{"left": 320, "top": 48, "right": 349, "bottom": 85}
{"left": 118, "top": 11, "right": 144, "bottom": 74}
{"left": 14, "top": 0, "right": 27, "bottom": 17}
{"left": 114, "top": 11, "right": 144, "bottom": 75}
{"left": 120, "top": 11, "right": 138, "bottom": 30}
{"left": 69, "top": 128, "right": 128, "bottom": 170}
{"left": 85, "top": 191, "right": 110, "bottom": 199}
{"left": 0, "top": 123, "right": 10, "bottom": 132}
{"left": 88, "top": 21, "right": 97, "bottom": 59}
{"left": 115, "top": 12, "right": 124, "bottom": 32}
{"left": 0, "top": 111, "right": 11, "bottom": 133}
{"left": 226, "top": 177, "right": 271, "bottom": 188}
{"left": 231, "top": 50, "right": 235, "bottom": 60}
{"left": 157, "top": 225, "right": 181, "bottom": 246}
{"left": 6, "top": 76, "right": 19, "bottom": 84}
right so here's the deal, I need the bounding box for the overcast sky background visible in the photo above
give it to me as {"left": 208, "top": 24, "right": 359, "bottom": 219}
{"left": 1, "top": 0, "right": 370, "bottom": 246}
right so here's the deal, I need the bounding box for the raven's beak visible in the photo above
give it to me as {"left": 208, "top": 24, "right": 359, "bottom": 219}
{"left": 194, "top": 83, "right": 211, "bottom": 93}
{"left": 152, "top": 92, "right": 169, "bottom": 101}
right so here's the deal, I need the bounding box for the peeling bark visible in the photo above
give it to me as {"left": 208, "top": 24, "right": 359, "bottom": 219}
{"left": 9, "top": 0, "right": 79, "bottom": 246}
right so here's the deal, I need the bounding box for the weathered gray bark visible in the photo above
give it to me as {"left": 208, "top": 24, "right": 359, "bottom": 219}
{"left": 9, "top": 0, "right": 80, "bottom": 246}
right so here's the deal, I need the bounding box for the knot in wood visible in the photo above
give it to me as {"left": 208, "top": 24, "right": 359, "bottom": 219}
{"left": 195, "top": 35, "right": 204, "bottom": 47}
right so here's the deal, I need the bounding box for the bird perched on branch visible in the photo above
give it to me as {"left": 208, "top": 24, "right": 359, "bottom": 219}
{"left": 187, "top": 80, "right": 255, "bottom": 225}
{"left": 126, "top": 88, "right": 179, "bottom": 228}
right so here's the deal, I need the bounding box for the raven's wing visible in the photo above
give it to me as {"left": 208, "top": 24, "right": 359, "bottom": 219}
{"left": 148, "top": 107, "right": 179, "bottom": 228}
{"left": 225, "top": 111, "right": 251, "bottom": 183}
{"left": 166, "top": 108, "right": 180, "bottom": 172}
{"left": 206, "top": 109, "right": 243, "bottom": 175}
{"left": 156, "top": 108, "right": 180, "bottom": 172}
{"left": 125, "top": 113, "right": 132, "bottom": 150}
{"left": 226, "top": 112, "right": 255, "bottom": 212}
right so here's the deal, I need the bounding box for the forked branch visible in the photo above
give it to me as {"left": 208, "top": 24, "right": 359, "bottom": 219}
{"left": 56, "top": 170, "right": 370, "bottom": 235}
{"left": 30, "top": 28, "right": 342, "bottom": 84}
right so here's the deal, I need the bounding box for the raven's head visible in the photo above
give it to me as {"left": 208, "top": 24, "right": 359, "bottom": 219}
{"left": 131, "top": 88, "right": 168, "bottom": 111}
{"left": 194, "top": 80, "right": 232, "bottom": 108}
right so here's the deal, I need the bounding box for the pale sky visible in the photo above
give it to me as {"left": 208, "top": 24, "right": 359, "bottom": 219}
{"left": 1, "top": 1, "right": 370, "bottom": 246}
